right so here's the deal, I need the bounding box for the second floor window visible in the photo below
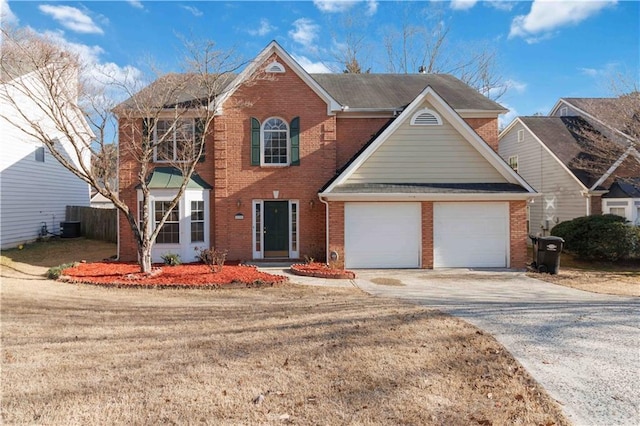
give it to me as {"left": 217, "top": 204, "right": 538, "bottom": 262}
{"left": 250, "top": 116, "right": 300, "bottom": 166}
{"left": 154, "top": 119, "right": 195, "bottom": 162}
{"left": 262, "top": 118, "right": 289, "bottom": 165}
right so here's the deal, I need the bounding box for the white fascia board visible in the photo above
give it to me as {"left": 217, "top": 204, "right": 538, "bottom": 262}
{"left": 323, "top": 86, "right": 535, "bottom": 194}
{"left": 548, "top": 99, "right": 567, "bottom": 116}
{"left": 498, "top": 116, "right": 521, "bottom": 139}
{"left": 215, "top": 41, "right": 341, "bottom": 116}
{"left": 590, "top": 146, "right": 640, "bottom": 191}
{"left": 517, "top": 120, "right": 590, "bottom": 192}
{"left": 319, "top": 192, "right": 539, "bottom": 202}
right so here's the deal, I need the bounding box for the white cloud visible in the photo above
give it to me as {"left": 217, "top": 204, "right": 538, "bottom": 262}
{"left": 509, "top": 0, "right": 617, "bottom": 42}
{"left": 180, "top": 5, "right": 203, "bottom": 17}
{"left": 39, "top": 29, "right": 143, "bottom": 97}
{"left": 487, "top": 1, "right": 514, "bottom": 11}
{"left": 293, "top": 55, "right": 331, "bottom": 73}
{"left": 366, "top": 0, "right": 378, "bottom": 16}
{"left": 579, "top": 61, "right": 620, "bottom": 78}
{"left": 289, "top": 18, "right": 320, "bottom": 50}
{"left": 314, "top": 0, "right": 359, "bottom": 13}
{"left": 127, "top": 0, "right": 144, "bottom": 9}
{"left": 39, "top": 4, "right": 103, "bottom": 34}
{"left": 450, "top": 0, "right": 478, "bottom": 11}
{"left": 313, "top": 0, "right": 378, "bottom": 15}
{"left": 1, "top": 0, "right": 18, "bottom": 26}
{"left": 248, "top": 18, "right": 276, "bottom": 37}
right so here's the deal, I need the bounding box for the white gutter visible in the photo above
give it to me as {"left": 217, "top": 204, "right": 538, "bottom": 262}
{"left": 319, "top": 192, "right": 540, "bottom": 202}
{"left": 319, "top": 195, "right": 330, "bottom": 264}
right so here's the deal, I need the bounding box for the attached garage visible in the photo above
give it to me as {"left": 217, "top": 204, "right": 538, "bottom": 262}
{"left": 345, "top": 202, "right": 421, "bottom": 268}
{"left": 433, "top": 202, "right": 509, "bottom": 268}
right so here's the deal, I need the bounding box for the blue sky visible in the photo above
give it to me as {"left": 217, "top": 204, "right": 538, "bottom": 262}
{"left": 2, "top": 0, "right": 638, "bottom": 126}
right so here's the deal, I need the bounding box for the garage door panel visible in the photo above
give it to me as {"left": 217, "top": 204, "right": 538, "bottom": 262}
{"left": 434, "top": 202, "right": 508, "bottom": 268}
{"left": 345, "top": 203, "right": 421, "bottom": 268}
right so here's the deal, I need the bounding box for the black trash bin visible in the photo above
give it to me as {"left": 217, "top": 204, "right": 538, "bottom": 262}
{"left": 529, "top": 235, "right": 564, "bottom": 274}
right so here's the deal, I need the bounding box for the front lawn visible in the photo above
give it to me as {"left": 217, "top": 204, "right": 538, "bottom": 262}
{"left": 527, "top": 248, "right": 639, "bottom": 296}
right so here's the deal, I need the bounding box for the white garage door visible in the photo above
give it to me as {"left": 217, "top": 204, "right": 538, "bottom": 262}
{"left": 434, "top": 202, "right": 509, "bottom": 268}
{"left": 345, "top": 202, "right": 421, "bottom": 268}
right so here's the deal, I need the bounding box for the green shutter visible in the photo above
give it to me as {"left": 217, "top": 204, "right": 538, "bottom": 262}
{"left": 195, "top": 118, "right": 206, "bottom": 163}
{"left": 251, "top": 117, "right": 260, "bottom": 166}
{"left": 290, "top": 116, "right": 300, "bottom": 166}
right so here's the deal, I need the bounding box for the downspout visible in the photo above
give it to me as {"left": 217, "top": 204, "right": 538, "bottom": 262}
{"left": 319, "top": 195, "right": 330, "bottom": 263}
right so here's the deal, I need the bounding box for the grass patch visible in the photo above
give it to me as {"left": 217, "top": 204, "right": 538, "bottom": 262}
{"left": 1, "top": 239, "right": 568, "bottom": 425}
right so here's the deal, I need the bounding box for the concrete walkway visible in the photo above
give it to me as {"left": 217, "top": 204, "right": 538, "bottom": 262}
{"left": 263, "top": 267, "right": 640, "bottom": 426}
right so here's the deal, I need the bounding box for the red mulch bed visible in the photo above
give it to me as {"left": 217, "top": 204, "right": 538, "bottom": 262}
{"left": 290, "top": 262, "right": 356, "bottom": 279}
{"left": 60, "top": 262, "right": 288, "bottom": 288}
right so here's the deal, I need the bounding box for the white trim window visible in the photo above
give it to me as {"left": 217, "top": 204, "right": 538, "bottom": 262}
{"left": 154, "top": 119, "right": 195, "bottom": 162}
{"left": 517, "top": 129, "right": 524, "bottom": 142}
{"left": 609, "top": 207, "right": 626, "bottom": 218}
{"left": 508, "top": 155, "right": 519, "bottom": 173}
{"left": 262, "top": 117, "right": 289, "bottom": 165}
{"left": 154, "top": 201, "right": 180, "bottom": 244}
{"left": 252, "top": 200, "right": 299, "bottom": 259}
{"left": 410, "top": 108, "right": 442, "bottom": 126}
{"left": 266, "top": 61, "right": 285, "bottom": 73}
{"left": 190, "top": 200, "right": 205, "bottom": 243}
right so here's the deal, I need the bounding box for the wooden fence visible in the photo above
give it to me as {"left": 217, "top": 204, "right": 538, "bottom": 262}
{"left": 66, "top": 206, "right": 117, "bottom": 243}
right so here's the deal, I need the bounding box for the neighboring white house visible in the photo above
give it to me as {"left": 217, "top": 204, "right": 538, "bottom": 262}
{"left": 602, "top": 178, "right": 640, "bottom": 225}
{"left": 0, "top": 64, "right": 92, "bottom": 249}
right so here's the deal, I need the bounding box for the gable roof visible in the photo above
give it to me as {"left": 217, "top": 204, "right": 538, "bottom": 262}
{"left": 117, "top": 41, "right": 508, "bottom": 116}
{"left": 320, "top": 85, "right": 534, "bottom": 199}
{"left": 310, "top": 74, "right": 506, "bottom": 112}
{"left": 552, "top": 96, "right": 640, "bottom": 142}
{"left": 602, "top": 177, "right": 640, "bottom": 198}
{"left": 517, "top": 116, "right": 628, "bottom": 190}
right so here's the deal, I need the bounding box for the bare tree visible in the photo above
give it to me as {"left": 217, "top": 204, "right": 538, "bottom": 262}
{"left": 379, "top": 4, "right": 506, "bottom": 99}
{"left": 0, "top": 28, "right": 254, "bottom": 272}
{"left": 561, "top": 72, "right": 639, "bottom": 186}
{"left": 330, "top": 15, "right": 372, "bottom": 74}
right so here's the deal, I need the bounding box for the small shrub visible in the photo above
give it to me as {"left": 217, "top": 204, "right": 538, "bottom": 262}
{"left": 195, "top": 246, "right": 228, "bottom": 273}
{"left": 160, "top": 253, "right": 181, "bottom": 266}
{"left": 47, "top": 262, "right": 77, "bottom": 280}
{"left": 551, "top": 215, "right": 639, "bottom": 261}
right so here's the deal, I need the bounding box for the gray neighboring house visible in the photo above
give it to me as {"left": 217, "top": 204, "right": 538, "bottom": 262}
{"left": 499, "top": 111, "right": 640, "bottom": 235}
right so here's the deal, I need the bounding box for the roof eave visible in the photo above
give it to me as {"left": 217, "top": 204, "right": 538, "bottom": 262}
{"left": 318, "top": 192, "right": 539, "bottom": 202}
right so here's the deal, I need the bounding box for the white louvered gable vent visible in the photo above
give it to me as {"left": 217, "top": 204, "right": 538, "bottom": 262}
{"left": 266, "top": 61, "right": 285, "bottom": 73}
{"left": 410, "top": 108, "right": 442, "bottom": 126}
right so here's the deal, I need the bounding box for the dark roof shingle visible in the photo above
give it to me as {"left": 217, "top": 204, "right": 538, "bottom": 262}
{"left": 520, "top": 116, "right": 626, "bottom": 189}
{"left": 311, "top": 73, "right": 506, "bottom": 111}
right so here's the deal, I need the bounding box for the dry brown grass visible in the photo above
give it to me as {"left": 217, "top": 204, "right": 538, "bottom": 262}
{"left": 527, "top": 250, "right": 640, "bottom": 297}
{"left": 1, "top": 239, "right": 568, "bottom": 425}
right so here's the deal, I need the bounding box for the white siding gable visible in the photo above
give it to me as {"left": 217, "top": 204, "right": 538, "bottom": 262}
{"left": 346, "top": 100, "right": 507, "bottom": 184}
{"left": 0, "top": 69, "right": 91, "bottom": 249}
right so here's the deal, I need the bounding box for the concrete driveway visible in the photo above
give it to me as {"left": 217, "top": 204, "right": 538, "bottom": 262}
{"left": 263, "top": 266, "right": 639, "bottom": 426}
{"left": 350, "top": 269, "right": 639, "bottom": 426}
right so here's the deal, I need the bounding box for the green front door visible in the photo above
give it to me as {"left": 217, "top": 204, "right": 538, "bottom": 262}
{"left": 264, "top": 201, "right": 289, "bottom": 258}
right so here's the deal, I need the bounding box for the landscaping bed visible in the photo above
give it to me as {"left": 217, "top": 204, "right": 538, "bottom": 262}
{"left": 61, "top": 262, "right": 288, "bottom": 288}
{"left": 290, "top": 262, "right": 356, "bottom": 279}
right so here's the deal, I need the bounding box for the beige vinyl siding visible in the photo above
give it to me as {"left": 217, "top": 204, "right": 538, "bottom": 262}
{"left": 499, "top": 122, "right": 587, "bottom": 235}
{"left": 347, "top": 102, "right": 506, "bottom": 184}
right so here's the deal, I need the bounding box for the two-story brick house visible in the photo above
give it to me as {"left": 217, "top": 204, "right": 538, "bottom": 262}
{"left": 117, "top": 41, "right": 535, "bottom": 269}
